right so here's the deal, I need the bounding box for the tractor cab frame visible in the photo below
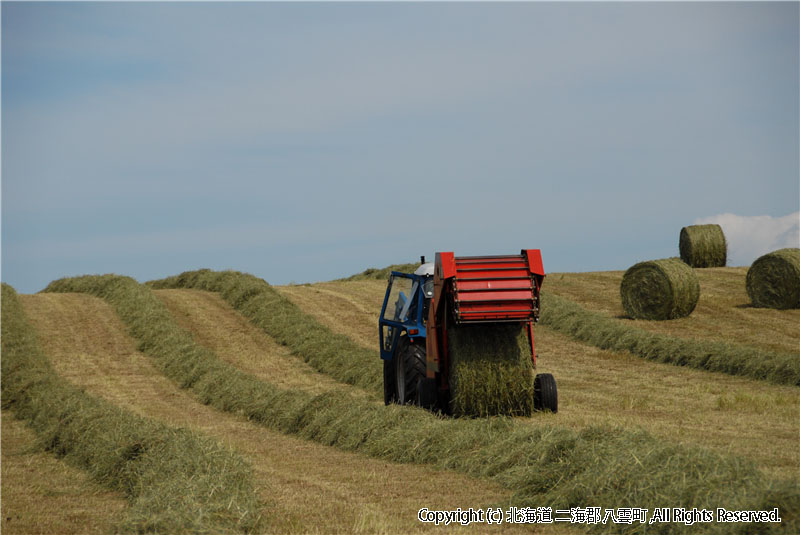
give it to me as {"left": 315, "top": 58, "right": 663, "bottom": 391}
{"left": 379, "top": 270, "right": 432, "bottom": 362}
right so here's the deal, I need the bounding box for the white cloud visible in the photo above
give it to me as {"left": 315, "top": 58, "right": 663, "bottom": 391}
{"left": 694, "top": 212, "right": 800, "bottom": 266}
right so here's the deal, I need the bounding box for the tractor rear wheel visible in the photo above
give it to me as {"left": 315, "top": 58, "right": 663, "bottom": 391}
{"left": 534, "top": 373, "right": 558, "bottom": 413}
{"left": 383, "top": 359, "right": 397, "bottom": 405}
{"left": 395, "top": 338, "right": 426, "bottom": 405}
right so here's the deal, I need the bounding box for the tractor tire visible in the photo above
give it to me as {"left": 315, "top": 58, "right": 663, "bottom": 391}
{"left": 383, "top": 359, "right": 397, "bottom": 405}
{"left": 395, "top": 338, "right": 426, "bottom": 405}
{"left": 534, "top": 373, "right": 558, "bottom": 413}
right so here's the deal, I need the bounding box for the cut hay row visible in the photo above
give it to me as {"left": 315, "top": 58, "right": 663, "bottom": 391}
{"left": 148, "top": 270, "right": 382, "bottom": 393}
{"left": 2, "top": 411, "right": 127, "bottom": 534}
{"left": 1, "top": 284, "right": 262, "bottom": 534}
{"left": 680, "top": 224, "right": 727, "bottom": 268}
{"left": 747, "top": 248, "right": 800, "bottom": 310}
{"left": 47, "top": 273, "right": 799, "bottom": 534}
{"left": 340, "top": 262, "right": 421, "bottom": 281}
{"left": 620, "top": 257, "right": 700, "bottom": 320}
{"left": 540, "top": 291, "right": 800, "bottom": 386}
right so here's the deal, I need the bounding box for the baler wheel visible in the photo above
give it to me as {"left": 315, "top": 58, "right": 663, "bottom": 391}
{"left": 416, "top": 378, "right": 438, "bottom": 411}
{"left": 383, "top": 359, "right": 397, "bottom": 405}
{"left": 534, "top": 373, "right": 558, "bottom": 413}
{"left": 395, "top": 338, "right": 426, "bottom": 405}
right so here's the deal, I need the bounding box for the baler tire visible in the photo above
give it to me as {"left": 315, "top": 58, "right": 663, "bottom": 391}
{"left": 534, "top": 373, "right": 558, "bottom": 413}
{"left": 416, "top": 377, "right": 438, "bottom": 411}
{"left": 383, "top": 359, "right": 397, "bottom": 405}
{"left": 396, "top": 338, "right": 426, "bottom": 405}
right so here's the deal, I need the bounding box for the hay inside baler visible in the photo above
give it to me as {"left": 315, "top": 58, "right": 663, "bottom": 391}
{"left": 447, "top": 323, "right": 534, "bottom": 417}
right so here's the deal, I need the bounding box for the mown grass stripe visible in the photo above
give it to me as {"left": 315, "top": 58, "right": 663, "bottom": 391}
{"left": 148, "top": 269, "right": 382, "bottom": 393}
{"left": 539, "top": 291, "right": 800, "bottom": 386}
{"left": 2, "top": 283, "right": 262, "bottom": 534}
{"left": 50, "top": 273, "right": 799, "bottom": 534}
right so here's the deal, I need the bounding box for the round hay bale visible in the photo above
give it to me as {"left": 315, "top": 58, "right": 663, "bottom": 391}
{"left": 746, "top": 248, "right": 800, "bottom": 309}
{"left": 679, "top": 224, "right": 727, "bottom": 267}
{"left": 447, "top": 323, "right": 533, "bottom": 417}
{"left": 620, "top": 257, "right": 700, "bottom": 320}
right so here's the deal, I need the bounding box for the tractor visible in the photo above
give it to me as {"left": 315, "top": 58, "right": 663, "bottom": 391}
{"left": 379, "top": 250, "right": 557, "bottom": 415}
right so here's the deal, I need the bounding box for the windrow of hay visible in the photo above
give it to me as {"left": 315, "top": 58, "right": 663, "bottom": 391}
{"left": 746, "top": 248, "right": 800, "bottom": 310}
{"left": 339, "top": 263, "right": 421, "bottom": 281}
{"left": 2, "top": 410, "right": 126, "bottom": 534}
{"left": 47, "top": 273, "right": 800, "bottom": 534}
{"left": 148, "top": 269, "right": 382, "bottom": 393}
{"left": 1, "top": 284, "right": 262, "bottom": 534}
{"left": 620, "top": 257, "right": 700, "bottom": 320}
{"left": 680, "top": 224, "right": 727, "bottom": 268}
{"left": 540, "top": 291, "right": 800, "bottom": 386}
{"left": 447, "top": 324, "right": 533, "bottom": 417}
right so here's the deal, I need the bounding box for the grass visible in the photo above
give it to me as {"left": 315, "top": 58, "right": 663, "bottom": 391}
{"left": 22, "top": 290, "right": 528, "bottom": 534}
{"left": 51, "top": 269, "right": 799, "bottom": 534}
{"left": 1, "top": 283, "right": 263, "bottom": 534}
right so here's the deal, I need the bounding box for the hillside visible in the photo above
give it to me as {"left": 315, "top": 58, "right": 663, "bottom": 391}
{"left": 544, "top": 267, "right": 799, "bottom": 355}
{"left": 276, "top": 268, "right": 800, "bottom": 480}
{"left": 2, "top": 266, "right": 798, "bottom": 534}
{"left": 12, "top": 291, "right": 540, "bottom": 535}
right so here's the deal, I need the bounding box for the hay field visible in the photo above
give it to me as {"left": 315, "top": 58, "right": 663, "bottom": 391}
{"left": 275, "top": 273, "right": 800, "bottom": 480}
{"left": 543, "top": 268, "right": 799, "bottom": 354}
{"left": 2, "top": 284, "right": 262, "bottom": 534}
{"left": 16, "top": 291, "right": 539, "bottom": 535}
{"left": 3, "top": 266, "right": 798, "bottom": 534}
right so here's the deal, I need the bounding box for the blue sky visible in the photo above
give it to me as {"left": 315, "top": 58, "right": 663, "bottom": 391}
{"left": 2, "top": 2, "right": 799, "bottom": 293}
